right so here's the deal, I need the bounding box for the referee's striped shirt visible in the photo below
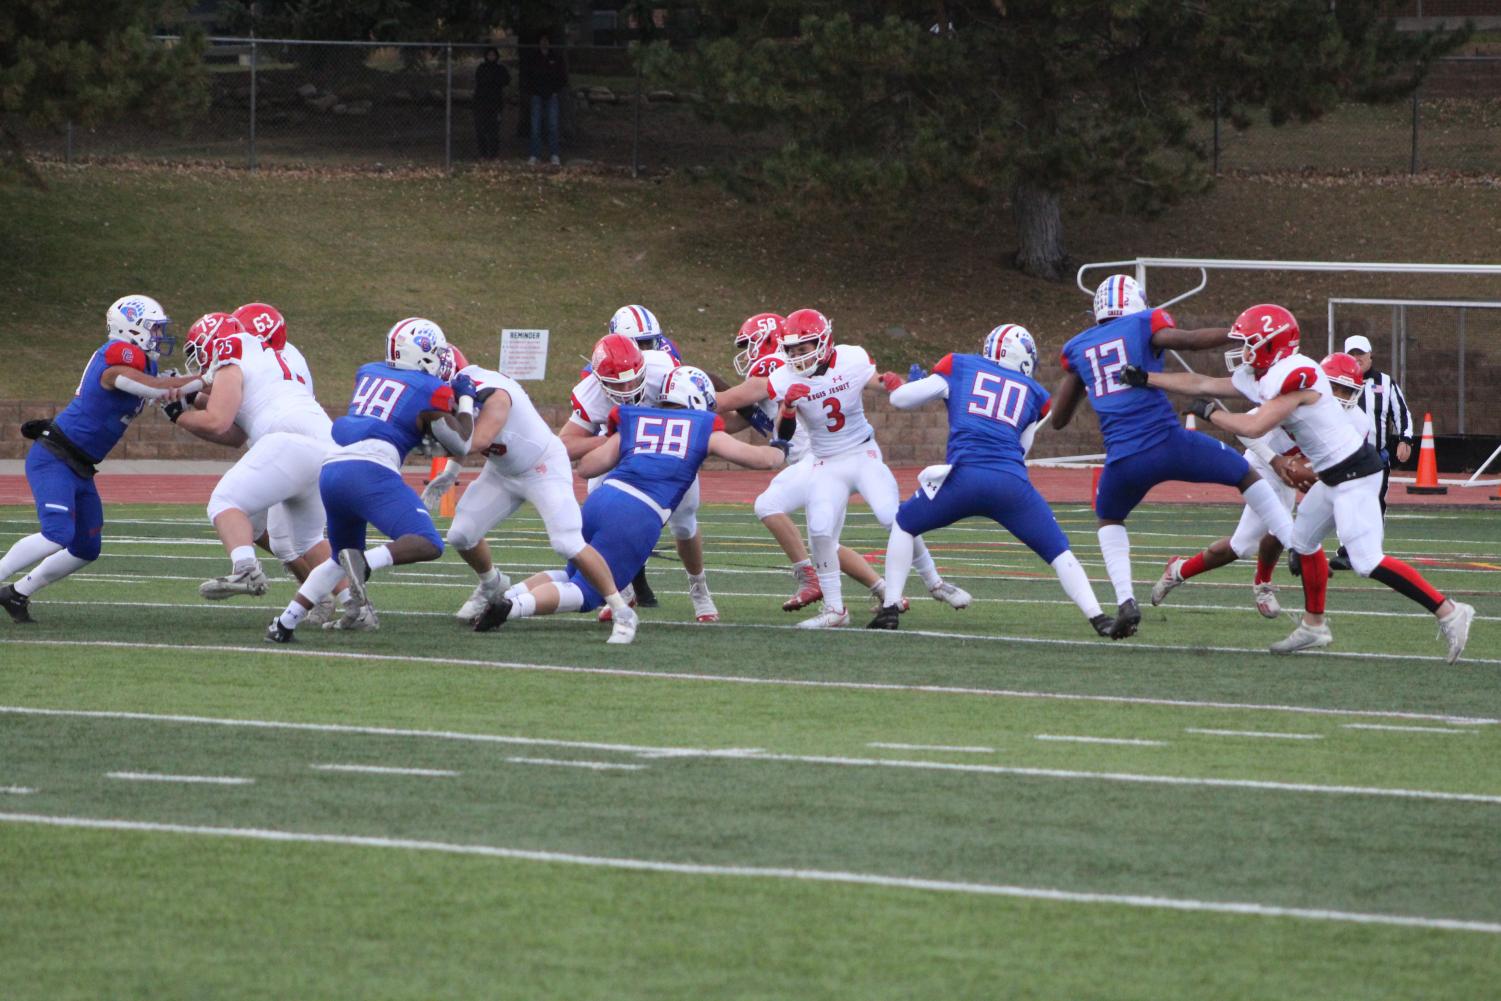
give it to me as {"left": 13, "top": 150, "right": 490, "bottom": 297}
{"left": 1356, "top": 369, "right": 1414, "bottom": 456}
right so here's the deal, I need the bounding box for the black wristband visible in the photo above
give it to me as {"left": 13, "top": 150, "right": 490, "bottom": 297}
{"left": 776, "top": 412, "right": 798, "bottom": 441}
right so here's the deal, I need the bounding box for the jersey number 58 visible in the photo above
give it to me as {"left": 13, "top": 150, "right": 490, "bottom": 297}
{"left": 633, "top": 416, "right": 692, "bottom": 458}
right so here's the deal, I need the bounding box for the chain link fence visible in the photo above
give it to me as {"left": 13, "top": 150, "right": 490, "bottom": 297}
{"left": 16, "top": 38, "right": 1501, "bottom": 177}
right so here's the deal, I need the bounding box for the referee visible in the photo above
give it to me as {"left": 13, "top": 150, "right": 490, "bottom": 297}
{"left": 1330, "top": 334, "right": 1414, "bottom": 571}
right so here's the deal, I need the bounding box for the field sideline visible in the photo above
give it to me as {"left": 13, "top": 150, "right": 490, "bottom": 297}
{"left": 1, "top": 497, "right": 1497, "bottom": 1000}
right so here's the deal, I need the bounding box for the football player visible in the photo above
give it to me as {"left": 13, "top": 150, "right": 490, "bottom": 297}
{"left": 0, "top": 296, "right": 202, "bottom": 622}
{"left": 473, "top": 366, "right": 786, "bottom": 643}
{"left": 420, "top": 345, "right": 621, "bottom": 623}
{"left": 560, "top": 332, "right": 721, "bottom": 622}
{"left": 171, "top": 311, "right": 337, "bottom": 607}
{"left": 1052, "top": 275, "right": 1297, "bottom": 639}
{"left": 266, "top": 318, "right": 476, "bottom": 642}
{"left": 1135, "top": 304, "right": 1474, "bottom": 662}
{"left": 721, "top": 312, "right": 907, "bottom": 612}
{"left": 716, "top": 308, "right": 968, "bottom": 629}
{"left": 1143, "top": 352, "right": 1370, "bottom": 618}
{"left": 869, "top": 325, "right": 1114, "bottom": 636}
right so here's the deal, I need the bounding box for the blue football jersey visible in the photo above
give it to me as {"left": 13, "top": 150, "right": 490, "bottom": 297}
{"left": 1060, "top": 308, "right": 1180, "bottom": 459}
{"left": 932, "top": 353, "right": 1048, "bottom": 472}
{"left": 53, "top": 340, "right": 160, "bottom": 463}
{"left": 331, "top": 362, "right": 454, "bottom": 463}
{"left": 604, "top": 405, "right": 721, "bottom": 511}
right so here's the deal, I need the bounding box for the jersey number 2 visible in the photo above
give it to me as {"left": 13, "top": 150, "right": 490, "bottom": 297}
{"left": 1082, "top": 338, "right": 1130, "bottom": 397}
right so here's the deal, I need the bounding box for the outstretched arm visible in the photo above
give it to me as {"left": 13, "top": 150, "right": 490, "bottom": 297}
{"left": 176, "top": 365, "right": 243, "bottom": 440}
{"left": 715, "top": 375, "right": 770, "bottom": 413}
{"left": 708, "top": 430, "right": 786, "bottom": 470}
{"left": 1139, "top": 369, "right": 1239, "bottom": 399}
{"left": 101, "top": 366, "right": 202, "bottom": 401}
{"left": 1204, "top": 391, "right": 1315, "bottom": 439}
{"left": 888, "top": 373, "right": 947, "bottom": 409}
{"left": 560, "top": 419, "right": 609, "bottom": 460}
{"left": 575, "top": 434, "right": 622, "bottom": 479}
{"left": 1151, "top": 325, "right": 1232, "bottom": 352}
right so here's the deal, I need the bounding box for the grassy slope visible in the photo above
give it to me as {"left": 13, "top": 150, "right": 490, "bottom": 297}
{"left": 3, "top": 166, "right": 1501, "bottom": 409}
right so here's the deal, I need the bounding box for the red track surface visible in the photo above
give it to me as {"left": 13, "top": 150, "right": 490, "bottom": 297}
{"left": 0, "top": 468, "right": 1490, "bottom": 508}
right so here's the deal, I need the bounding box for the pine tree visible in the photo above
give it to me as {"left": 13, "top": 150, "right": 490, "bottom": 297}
{"left": 645, "top": 1, "right": 1467, "bottom": 279}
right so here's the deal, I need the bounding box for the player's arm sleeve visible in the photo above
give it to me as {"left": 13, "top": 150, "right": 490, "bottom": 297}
{"left": 710, "top": 430, "right": 783, "bottom": 470}
{"left": 888, "top": 373, "right": 948, "bottom": 409}
{"left": 428, "top": 413, "right": 472, "bottom": 457}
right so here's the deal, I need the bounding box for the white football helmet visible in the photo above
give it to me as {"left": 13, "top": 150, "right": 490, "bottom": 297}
{"left": 1093, "top": 275, "right": 1148, "bottom": 322}
{"left": 659, "top": 365, "right": 716, "bottom": 412}
{"left": 982, "top": 323, "right": 1038, "bottom": 377}
{"left": 608, "top": 305, "right": 664, "bottom": 349}
{"left": 386, "top": 317, "right": 448, "bottom": 375}
{"left": 107, "top": 294, "right": 174, "bottom": 359}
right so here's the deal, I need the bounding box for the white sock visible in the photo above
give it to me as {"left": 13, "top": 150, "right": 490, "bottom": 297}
{"left": 1097, "top": 524, "right": 1134, "bottom": 605}
{"left": 1242, "top": 480, "right": 1296, "bottom": 548}
{"left": 687, "top": 570, "right": 707, "bottom": 586}
{"left": 604, "top": 590, "right": 629, "bottom": 612}
{"left": 230, "top": 545, "right": 257, "bottom": 570}
{"left": 296, "top": 557, "right": 346, "bottom": 611}
{"left": 0, "top": 533, "right": 63, "bottom": 580}
{"left": 811, "top": 535, "right": 843, "bottom": 612}
{"left": 478, "top": 567, "right": 500, "bottom": 584}
{"left": 1051, "top": 550, "right": 1103, "bottom": 619}
{"left": 365, "top": 545, "right": 395, "bottom": 572}
{"left": 910, "top": 534, "right": 942, "bottom": 589}
{"left": 278, "top": 603, "right": 309, "bottom": 630}
{"left": 14, "top": 551, "right": 90, "bottom": 596}
{"left": 792, "top": 558, "right": 811, "bottom": 573}
{"left": 511, "top": 591, "right": 538, "bottom": 617}
{"left": 555, "top": 582, "right": 586, "bottom": 613}
{"left": 882, "top": 526, "right": 915, "bottom": 609}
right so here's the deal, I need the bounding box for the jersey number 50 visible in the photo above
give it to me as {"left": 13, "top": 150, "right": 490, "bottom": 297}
{"left": 967, "top": 372, "right": 1027, "bottom": 427}
{"left": 633, "top": 416, "right": 692, "bottom": 458}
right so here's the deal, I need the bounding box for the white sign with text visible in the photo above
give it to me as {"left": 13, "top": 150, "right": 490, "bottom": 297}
{"left": 499, "top": 328, "right": 549, "bottom": 381}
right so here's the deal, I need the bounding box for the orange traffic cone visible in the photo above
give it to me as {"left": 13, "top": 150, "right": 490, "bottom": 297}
{"left": 1185, "top": 412, "right": 1198, "bottom": 432}
{"left": 1406, "top": 413, "right": 1448, "bottom": 495}
{"left": 426, "top": 457, "right": 461, "bottom": 516}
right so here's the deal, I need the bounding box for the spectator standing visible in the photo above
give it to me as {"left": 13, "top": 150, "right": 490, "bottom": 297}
{"left": 1329, "top": 333, "right": 1414, "bottom": 571}
{"left": 523, "top": 32, "right": 568, "bottom": 166}
{"left": 473, "top": 47, "right": 510, "bottom": 159}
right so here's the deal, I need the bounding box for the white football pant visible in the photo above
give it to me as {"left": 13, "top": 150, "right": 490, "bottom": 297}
{"left": 207, "top": 431, "right": 329, "bottom": 563}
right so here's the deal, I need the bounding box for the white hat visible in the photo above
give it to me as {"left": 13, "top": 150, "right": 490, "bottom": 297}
{"left": 1343, "top": 335, "right": 1373, "bottom": 354}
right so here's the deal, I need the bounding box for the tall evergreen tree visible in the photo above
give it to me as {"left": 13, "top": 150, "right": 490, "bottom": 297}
{"left": 1, "top": 0, "right": 207, "bottom": 186}
{"left": 645, "top": 1, "right": 1467, "bottom": 279}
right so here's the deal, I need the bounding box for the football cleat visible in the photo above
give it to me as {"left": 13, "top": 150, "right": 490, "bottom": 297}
{"left": 1438, "top": 602, "right": 1475, "bottom": 665}
{"left": 325, "top": 602, "right": 379, "bottom": 631}
{"left": 265, "top": 616, "right": 295, "bottom": 644}
{"left": 597, "top": 584, "right": 636, "bottom": 623}
{"left": 1109, "top": 598, "right": 1141, "bottom": 640}
{"left": 0, "top": 584, "right": 34, "bottom": 624}
{"left": 1253, "top": 582, "right": 1282, "bottom": 619}
{"left": 607, "top": 605, "right": 640, "bottom": 644}
{"left": 783, "top": 564, "right": 822, "bottom": 612}
{"left": 866, "top": 604, "right": 902, "bottom": 630}
{"left": 1089, "top": 614, "right": 1115, "bottom": 637}
{"left": 1270, "top": 621, "right": 1333, "bottom": 655}
{"left": 1327, "top": 548, "right": 1352, "bottom": 573}
{"left": 1150, "top": 557, "right": 1186, "bottom": 607}
{"left": 198, "top": 563, "right": 269, "bottom": 600}
{"left": 688, "top": 576, "right": 719, "bottom": 623}
{"left": 338, "top": 548, "right": 372, "bottom": 602}
{"left": 928, "top": 581, "right": 972, "bottom": 610}
{"left": 867, "top": 579, "right": 909, "bottom": 613}
{"left": 797, "top": 607, "right": 851, "bottom": 630}
{"left": 632, "top": 569, "right": 658, "bottom": 608}
{"left": 472, "top": 596, "right": 513, "bottom": 633}
{"left": 1286, "top": 550, "right": 1301, "bottom": 578}
{"left": 455, "top": 572, "right": 510, "bottom": 622}
{"left": 305, "top": 594, "right": 341, "bottom": 627}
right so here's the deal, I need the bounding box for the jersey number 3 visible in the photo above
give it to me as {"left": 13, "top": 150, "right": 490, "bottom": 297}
{"left": 821, "top": 397, "right": 845, "bottom": 432}
{"left": 634, "top": 416, "right": 692, "bottom": 458}
{"left": 966, "top": 372, "right": 1027, "bottom": 427}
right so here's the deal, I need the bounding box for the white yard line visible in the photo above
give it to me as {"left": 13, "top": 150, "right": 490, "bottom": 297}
{"left": 1, "top": 786, "right": 36, "bottom": 795}
{"left": 4, "top": 706, "right": 1492, "bottom": 806}
{"left": 867, "top": 742, "right": 995, "bottom": 753}
{"left": 4, "top": 642, "right": 1497, "bottom": 724}
{"left": 310, "top": 764, "right": 459, "bottom": 777}
{"left": 106, "top": 771, "right": 253, "bottom": 785}
{"left": 1185, "top": 728, "right": 1324, "bottom": 741}
{"left": 0, "top": 812, "right": 1495, "bottom": 935}
{"left": 505, "top": 757, "right": 646, "bottom": 772}
{"left": 1036, "top": 734, "right": 1168, "bottom": 747}
{"left": 1342, "top": 723, "right": 1477, "bottom": 735}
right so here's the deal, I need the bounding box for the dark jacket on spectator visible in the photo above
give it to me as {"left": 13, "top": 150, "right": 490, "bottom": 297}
{"left": 522, "top": 45, "right": 569, "bottom": 99}
{"left": 474, "top": 54, "right": 510, "bottom": 110}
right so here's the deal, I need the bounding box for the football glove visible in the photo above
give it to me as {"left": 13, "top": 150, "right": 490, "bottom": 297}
{"left": 421, "top": 463, "right": 460, "bottom": 513}
{"left": 1121, "top": 365, "right": 1149, "bottom": 388}
{"left": 162, "top": 399, "right": 186, "bottom": 423}
{"left": 451, "top": 373, "right": 478, "bottom": 401}
{"left": 907, "top": 362, "right": 926, "bottom": 382}
{"left": 1186, "top": 398, "right": 1217, "bottom": 422}
{"left": 878, "top": 371, "right": 904, "bottom": 392}
{"left": 782, "top": 383, "right": 812, "bottom": 405}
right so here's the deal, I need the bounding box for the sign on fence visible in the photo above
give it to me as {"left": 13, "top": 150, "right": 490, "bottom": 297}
{"left": 499, "top": 328, "right": 549, "bottom": 380}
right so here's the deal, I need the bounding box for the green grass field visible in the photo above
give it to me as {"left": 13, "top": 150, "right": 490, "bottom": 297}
{"left": 2, "top": 499, "right": 1498, "bottom": 999}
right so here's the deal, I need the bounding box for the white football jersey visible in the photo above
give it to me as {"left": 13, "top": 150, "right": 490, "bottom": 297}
{"left": 568, "top": 348, "right": 679, "bottom": 430}
{"left": 747, "top": 351, "right": 811, "bottom": 463}
{"left": 1233, "top": 353, "right": 1364, "bottom": 472}
{"left": 766, "top": 344, "right": 878, "bottom": 458}
{"left": 461, "top": 364, "right": 565, "bottom": 475}
{"left": 279, "top": 340, "right": 315, "bottom": 396}
{"left": 209, "top": 332, "right": 333, "bottom": 445}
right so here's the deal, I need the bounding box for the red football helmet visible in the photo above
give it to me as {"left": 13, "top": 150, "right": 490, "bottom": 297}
{"left": 234, "top": 302, "right": 287, "bottom": 350}
{"left": 184, "top": 312, "right": 246, "bottom": 375}
{"left": 591, "top": 333, "right": 649, "bottom": 404}
{"left": 1320, "top": 351, "right": 1364, "bottom": 409}
{"left": 733, "top": 312, "right": 786, "bottom": 377}
{"left": 1227, "top": 304, "right": 1300, "bottom": 374}
{"left": 781, "top": 308, "right": 833, "bottom": 375}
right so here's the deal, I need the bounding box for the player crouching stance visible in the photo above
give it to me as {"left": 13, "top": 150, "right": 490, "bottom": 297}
{"left": 267, "top": 319, "right": 474, "bottom": 642}
{"left": 1141, "top": 304, "right": 1474, "bottom": 663}
{"left": 869, "top": 326, "right": 1113, "bottom": 636}
{"left": 1, "top": 296, "right": 202, "bottom": 622}
{"left": 473, "top": 366, "right": 786, "bottom": 643}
